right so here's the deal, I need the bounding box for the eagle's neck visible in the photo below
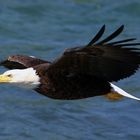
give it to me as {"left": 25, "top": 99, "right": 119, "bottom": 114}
{"left": 18, "top": 68, "right": 41, "bottom": 89}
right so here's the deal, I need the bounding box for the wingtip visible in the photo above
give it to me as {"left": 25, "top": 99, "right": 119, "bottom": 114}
{"left": 87, "top": 24, "right": 126, "bottom": 47}
{"left": 119, "top": 25, "right": 124, "bottom": 32}
{"left": 101, "top": 24, "right": 106, "bottom": 32}
{"left": 120, "top": 24, "right": 124, "bottom": 29}
{"left": 102, "top": 24, "right": 106, "bottom": 29}
{"left": 86, "top": 24, "right": 106, "bottom": 47}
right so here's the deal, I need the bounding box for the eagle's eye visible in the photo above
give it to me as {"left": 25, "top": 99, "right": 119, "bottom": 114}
{"left": 7, "top": 74, "right": 12, "bottom": 78}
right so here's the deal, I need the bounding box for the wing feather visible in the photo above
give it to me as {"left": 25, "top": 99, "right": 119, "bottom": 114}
{"left": 96, "top": 25, "right": 124, "bottom": 45}
{"left": 47, "top": 26, "right": 140, "bottom": 82}
{"left": 86, "top": 25, "right": 105, "bottom": 46}
{"left": 0, "top": 55, "right": 50, "bottom": 69}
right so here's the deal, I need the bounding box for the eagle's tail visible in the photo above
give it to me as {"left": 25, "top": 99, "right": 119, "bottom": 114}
{"left": 110, "top": 83, "right": 140, "bottom": 101}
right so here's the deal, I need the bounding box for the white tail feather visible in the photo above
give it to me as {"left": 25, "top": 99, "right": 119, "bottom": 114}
{"left": 110, "top": 83, "right": 140, "bottom": 101}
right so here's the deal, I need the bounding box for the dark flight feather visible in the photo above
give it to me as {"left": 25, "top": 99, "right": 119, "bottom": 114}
{"left": 113, "top": 43, "right": 140, "bottom": 47}
{"left": 106, "top": 38, "right": 136, "bottom": 45}
{"left": 0, "top": 55, "right": 50, "bottom": 69}
{"left": 86, "top": 25, "right": 125, "bottom": 47}
{"left": 86, "top": 25, "right": 105, "bottom": 47}
{"left": 96, "top": 25, "right": 124, "bottom": 45}
{"left": 47, "top": 25, "right": 140, "bottom": 83}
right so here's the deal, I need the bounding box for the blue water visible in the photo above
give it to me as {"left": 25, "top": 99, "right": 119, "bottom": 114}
{"left": 0, "top": 0, "right": 140, "bottom": 140}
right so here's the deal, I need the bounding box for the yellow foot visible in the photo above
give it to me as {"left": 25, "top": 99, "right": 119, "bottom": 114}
{"left": 105, "top": 92, "right": 123, "bottom": 101}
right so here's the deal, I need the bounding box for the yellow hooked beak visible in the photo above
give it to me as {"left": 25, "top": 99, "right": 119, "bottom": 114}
{"left": 0, "top": 74, "right": 12, "bottom": 83}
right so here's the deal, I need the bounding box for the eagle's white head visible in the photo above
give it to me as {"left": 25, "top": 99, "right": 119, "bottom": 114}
{"left": 0, "top": 68, "right": 40, "bottom": 89}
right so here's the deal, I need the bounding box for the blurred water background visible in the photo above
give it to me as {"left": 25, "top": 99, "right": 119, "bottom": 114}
{"left": 0, "top": 0, "right": 140, "bottom": 140}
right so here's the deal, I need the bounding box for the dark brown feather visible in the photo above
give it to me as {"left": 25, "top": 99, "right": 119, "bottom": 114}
{"left": 0, "top": 55, "right": 50, "bottom": 69}
{"left": 35, "top": 71, "right": 111, "bottom": 99}
{"left": 86, "top": 25, "right": 105, "bottom": 46}
{"left": 96, "top": 25, "right": 124, "bottom": 45}
{"left": 47, "top": 26, "right": 140, "bottom": 83}
{"left": 106, "top": 38, "right": 136, "bottom": 45}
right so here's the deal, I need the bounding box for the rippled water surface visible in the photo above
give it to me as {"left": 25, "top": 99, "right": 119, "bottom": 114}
{"left": 0, "top": 0, "right": 140, "bottom": 140}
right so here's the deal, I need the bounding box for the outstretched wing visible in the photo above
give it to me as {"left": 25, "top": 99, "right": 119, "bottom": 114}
{"left": 47, "top": 25, "right": 140, "bottom": 82}
{"left": 0, "top": 55, "right": 50, "bottom": 69}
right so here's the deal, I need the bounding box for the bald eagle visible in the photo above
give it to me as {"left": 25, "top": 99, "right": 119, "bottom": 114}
{"left": 0, "top": 25, "right": 140, "bottom": 100}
